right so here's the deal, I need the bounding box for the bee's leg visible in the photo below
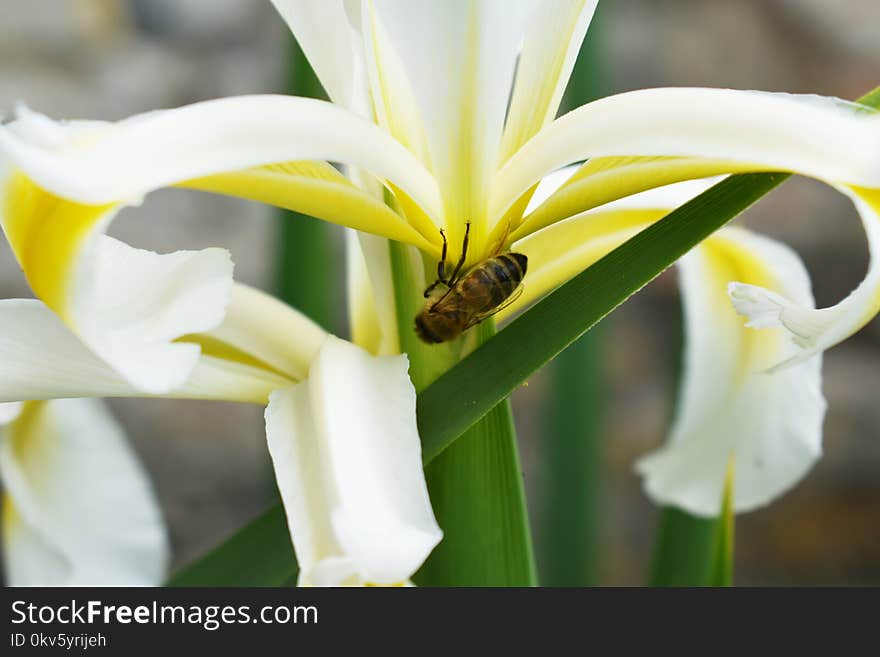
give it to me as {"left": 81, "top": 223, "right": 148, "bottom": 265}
{"left": 436, "top": 228, "right": 449, "bottom": 283}
{"left": 424, "top": 228, "right": 449, "bottom": 297}
{"left": 446, "top": 221, "right": 471, "bottom": 286}
{"left": 423, "top": 280, "right": 443, "bottom": 297}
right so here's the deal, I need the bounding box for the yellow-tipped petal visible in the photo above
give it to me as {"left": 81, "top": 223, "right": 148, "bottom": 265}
{"left": 503, "top": 179, "right": 725, "bottom": 319}
{"left": 2, "top": 169, "right": 111, "bottom": 316}
{"left": 3, "top": 104, "right": 409, "bottom": 394}
{"left": 181, "top": 161, "right": 437, "bottom": 251}
{"left": 510, "top": 156, "right": 758, "bottom": 241}
{"left": 1, "top": 163, "right": 233, "bottom": 394}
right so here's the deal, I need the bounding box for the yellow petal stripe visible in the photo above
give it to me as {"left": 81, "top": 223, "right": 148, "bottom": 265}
{"left": 2, "top": 170, "right": 115, "bottom": 320}
{"left": 179, "top": 160, "right": 438, "bottom": 251}
{"left": 508, "top": 156, "right": 761, "bottom": 242}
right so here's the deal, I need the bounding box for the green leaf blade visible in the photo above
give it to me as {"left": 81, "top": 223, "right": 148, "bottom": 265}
{"left": 415, "top": 392, "right": 537, "bottom": 586}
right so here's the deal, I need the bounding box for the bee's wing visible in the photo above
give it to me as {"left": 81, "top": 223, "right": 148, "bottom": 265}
{"left": 463, "top": 284, "right": 525, "bottom": 330}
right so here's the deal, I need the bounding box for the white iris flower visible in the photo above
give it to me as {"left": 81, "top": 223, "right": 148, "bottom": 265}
{"left": 1, "top": 0, "right": 878, "bottom": 583}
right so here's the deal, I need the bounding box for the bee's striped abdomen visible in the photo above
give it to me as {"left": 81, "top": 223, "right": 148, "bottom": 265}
{"left": 460, "top": 252, "right": 528, "bottom": 310}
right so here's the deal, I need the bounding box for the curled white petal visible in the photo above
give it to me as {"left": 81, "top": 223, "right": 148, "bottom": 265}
{"left": 727, "top": 187, "right": 880, "bottom": 369}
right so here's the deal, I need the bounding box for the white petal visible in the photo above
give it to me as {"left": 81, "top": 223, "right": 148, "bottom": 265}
{"left": 265, "top": 335, "right": 441, "bottom": 586}
{"left": 635, "top": 228, "right": 826, "bottom": 515}
{"left": 1, "top": 399, "right": 169, "bottom": 585}
{"left": 270, "top": 1, "right": 369, "bottom": 114}
{"left": 0, "top": 96, "right": 442, "bottom": 220}
{"left": 492, "top": 87, "right": 880, "bottom": 219}
{"left": 499, "top": 0, "right": 598, "bottom": 162}
{"left": 368, "top": 0, "right": 535, "bottom": 243}
{"left": 0, "top": 299, "right": 288, "bottom": 405}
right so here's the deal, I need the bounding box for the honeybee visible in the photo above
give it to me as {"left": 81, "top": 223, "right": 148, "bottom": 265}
{"left": 415, "top": 223, "right": 528, "bottom": 344}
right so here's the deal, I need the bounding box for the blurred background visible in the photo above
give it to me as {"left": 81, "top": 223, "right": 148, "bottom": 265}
{"left": 0, "top": 0, "right": 878, "bottom": 585}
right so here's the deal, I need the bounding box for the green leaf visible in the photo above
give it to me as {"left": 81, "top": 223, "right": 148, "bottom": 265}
{"left": 413, "top": 322, "right": 537, "bottom": 586}
{"left": 169, "top": 506, "right": 297, "bottom": 587}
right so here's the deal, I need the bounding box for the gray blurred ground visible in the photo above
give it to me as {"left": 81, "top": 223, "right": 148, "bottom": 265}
{"left": 0, "top": 0, "right": 878, "bottom": 584}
